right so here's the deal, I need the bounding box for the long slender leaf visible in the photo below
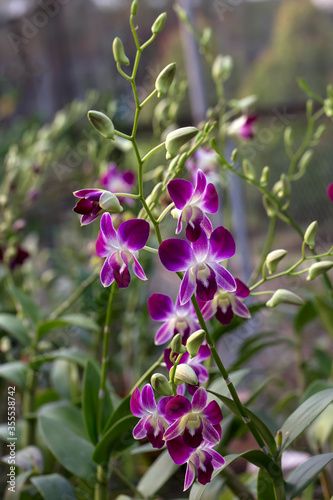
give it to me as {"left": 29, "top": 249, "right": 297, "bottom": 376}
{"left": 257, "top": 469, "right": 275, "bottom": 500}
{"left": 37, "top": 314, "right": 99, "bottom": 340}
{"left": 31, "top": 473, "right": 76, "bottom": 500}
{"left": 92, "top": 415, "right": 138, "bottom": 464}
{"left": 285, "top": 453, "right": 333, "bottom": 500}
{"left": 0, "top": 313, "right": 30, "bottom": 345}
{"left": 137, "top": 449, "right": 179, "bottom": 497}
{"left": 31, "top": 347, "right": 94, "bottom": 369}
{"left": 0, "top": 361, "right": 28, "bottom": 389}
{"left": 9, "top": 286, "right": 41, "bottom": 324}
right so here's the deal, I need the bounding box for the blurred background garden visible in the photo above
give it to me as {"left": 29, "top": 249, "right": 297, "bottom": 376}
{"left": 1, "top": 0, "right": 333, "bottom": 498}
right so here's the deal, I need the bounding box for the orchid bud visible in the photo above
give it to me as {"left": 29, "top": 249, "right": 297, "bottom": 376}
{"left": 230, "top": 148, "right": 238, "bottom": 163}
{"left": 260, "top": 166, "right": 270, "bottom": 186}
{"left": 306, "top": 261, "right": 333, "bottom": 281}
{"left": 165, "top": 127, "right": 198, "bottom": 159}
{"left": 112, "top": 37, "right": 130, "bottom": 66}
{"left": 284, "top": 126, "right": 293, "bottom": 147}
{"left": 266, "top": 289, "right": 304, "bottom": 308}
{"left": 304, "top": 221, "right": 317, "bottom": 249}
{"left": 170, "top": 333, "right": 186, "bottom": 354}
{"left": 87, "top": 110, "right": 115, "bottom": 139}
{"left": 151, "top": 12, "right": 167, "bottom": 34}
{"left": 212, "top": 55, "right": 233, "bottom": 83}
{"left": 262, "top": 195, "right": 278, "bottom": 217}
{"left": 273, "top": 173, "right": 290, "bottom": 199}
{"left": 200, "top": 27, "right": 212, "bottom": 49}
{"left": 174, "top": 4, "right": 189, "bottom": 23}
{"left": 174, "top": 364, "right": 198, "bottom": 386}
{"left": 276, "top": 430, "right": 283, "bottom": 449}
{"left": 314, "top": 124, "right": 326, "bottom": 141}
{"left": 99, "top": 191, "right": 123, "bottom": 213}
{"left": 186, "top": 329, "right": 205, "bottom": 358}
{"left": 242, "top": 159, "right": 256, "bottom": 180}
{"left": 131, "top": 0, "right": 138, "bottom": 16}
{"left": 266, "top": 249, "right": 288, "bottom": 274}
{"left": 298, "top": 150, "right": 313, "bottom": 172}
{"left": 151, "top": 373, "right": 173, "bottom": 396}
{"left": 155, "top": 63, "right": 176, "bottom": 97}
{"left": 306, "top": 99, "right": 313, "bottom": 119}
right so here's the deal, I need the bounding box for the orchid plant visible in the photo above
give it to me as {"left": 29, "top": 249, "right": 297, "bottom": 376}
{"left": 1, "top": 2, "right": 333, "bottom": 500}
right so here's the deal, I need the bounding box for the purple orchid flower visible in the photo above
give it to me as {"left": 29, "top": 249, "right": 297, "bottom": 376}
{"left": 327, "top": 183, "right": 333, "bottom": 202}
{"left": 73, "top": 188, "right": 121, "bottom": 225}
{"left": 147, "top": 293, "right": 200, "bottom": 345}
{"left": 101, "top": 163, "right": 136, "bottom": 205}
{"left": 200, "top": 278, "right": 251, "bottom": 325}
{"left": 185, "top": 149, "right": 220, "bottom": 185}
{"left": 228, "top": 114, "right": 257, "bottom": 140}
{"left": 167, "top": 436, "right": 225, "bottom": 490}
{"left": 164, "top": 344, "right": 211, "bottom": 395}
{"left": 167, "top": 169, "right": 218, "bottom": 242}
{"left": 96, "top": 212, "right": 149, "bottom": 288}
{"left": 130, "top": 384, "right": 172, "bottom": 449}
{"left": 159, "top": 227, "right": 236, "bottom": 305}
{"left": 163, "top": 387, "right": 223, "bottom": 449}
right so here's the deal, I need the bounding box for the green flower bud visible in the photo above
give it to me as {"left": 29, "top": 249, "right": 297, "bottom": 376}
{"left": 273, "top": 174, "right": 290, "bottom": 199}
{"left": 242, "top": 159, "right": 256, "bottom": 180}
{"left": 155, "top": 63, "right": 176, "bottom": 98}
{"left": 304, "top": 221, "right": 317, "bottom": 249}
{"left": 230, "top": 148, "right": 238, "bottom": 163}
{"left": 314, "top": 124, "right": 326, "bottom": 142}
{"left": 306, "top": 99, "right": 313, "bottom": 119}
{"left": 151, "top": 373, "right": 173, "bottom": 396}
{"left": 212, "top": 55, "right": 233, "bottom": 83}
{"left": 165, "top": 127, "right": 198, "bottom": 159}
{"left": 306, "top": 261, "right": 333, "bottom": 281}
{"left": 284, "top": 126, "right": 293, "bottom": 147}
{"left": 260, "top": 166, "right": 270, "bottom": 186}
{"left": 131, "top": 0, "right": 138, "bottom": 16}
{"left": 262, "top": 195, "right": 278, "bottom": 217}
{"left": 151, "top": 12, "right": 167, "bottom": 34}
{"left": 298, "top": 150, "right": 313, "bottom": 172}
{"left": 174, "top": 4, "right": 189, "bottom": 23}
{"left": 99, "top": 191, "right": 123, "bottom": 213}
{"left": 112, "top": 37, "right": 130, "bottom": 66}
{"left": 266, "top": 289, "right": 304, "bottom": 308}
{"left": 174, "top": 364, "right": 198, "bottom": 386}
{"left": 87, "top": 110, "right": 115, "bottom": 139}
{"left": 266, "top": 249, "right": 287, "bottom": 274}
{"left": 170, "top": 333, "right": 186, "bottom": 354}
{"left": 200, "top": 27, "right": 212, "bottom": 49}
{"left": 186, "top": 329, "right": 205, "bottom": 358}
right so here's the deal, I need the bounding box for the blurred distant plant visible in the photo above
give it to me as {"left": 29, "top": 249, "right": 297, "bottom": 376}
{"left": 0, "top": 2, "right": 333, "bottom": 500}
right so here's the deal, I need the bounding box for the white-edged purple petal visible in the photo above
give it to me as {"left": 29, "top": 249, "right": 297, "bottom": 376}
{"left": 203, "top": 401, "right": 223, "bottom": 425}
{"left": 191, "top": 387, "right": 207, "bottom": 412}
{"left": 168, "top": 179, "right": 194, "bottom": 209}
{"left": 210, "top": 449, "right": 226, "bottom": 468}
{"left": 96, "top": 231, "right": 111, "bottom": 257}
{"left": 118, "top": 219, "right": 150, "bottom": 251}
{"left": 176, "top": 214, "right": 183, "bottom": 235}
{"left": 184, "top": 461, "right": 196, "bottom": 490}
{"left": 130, "top": 387, "right": 144, "bottom": 417}
{"left": 141, "top": 384, "right": 157, "bottom": 413}
{"left": 196, "top": 344, "right": 211, "bottom": 362}
{"left": 133, "top": 416, "right": 149, "bottom": 439}
{"left": 145, "top": 418, "right": 165, "bottom": 448}
{"left": 163, "top": 418, "right": 186, "bottom": 441}
{"left": 191, "top": 231, "right": 209, "bottom": 262}
{"left": 200, "top": 215, "right": 213, "bottom": 238}
{"left": 154, "top": 321, "right": 175, "bottom": 345}
{"left": 159, "top": 239, "right": 194, "bottom": 272}
{"left": 74, "top": 188, "right": 103, "bottom": 201}
{"left": 209, "top": 226, "right": 236, "bottom": 261}
{"left": 179, "top": 268, "right": 196, "bottom": 305}
{"left": 193, "top": 363, "right": 209, "bottom": 384}
{"left": 100, "top": 213, "right": 118, "bottom": 245}
{"left": 194, "top": 170, "right": 207, "bottom": 198}
{"left": 200, "top": 183, "right": 219, "bottom": 213}
{"left": 81, "top": 211, "right": 101, "bottom": 225}
{"left": 233, "top": 297, "right": 251, "bottom": 318}
{"left": 197, "top": 451, "right": 214, "bottom": 485}
{"left": 109, "top": 252, "right": 131, "bottom": 288}
{"left": 166, "top": 436, "right": 192, "bottom": 465}
{"left": 148, "top": 294, "right": 174, "bottom": 321}
{"left": 183, "top": 424, "right": 203, "bottom": 448}
{"left": 202, "top": 421, "right": 221, "bottom": 445}
{"left": 100, "top": 257, "right": 114, "bottom": 287}
{"left": 132, "top": 254, "right": 147, "bottom": 281}
{"left": 165, "top": 395, "right": 191, "bottom": 420}
{"left": 157, "top": 396, "right": 173, "bottom": 420}
{"left": 200, "top": 299, "right": 216, "bottom": 321}
{"left": 210, "top": 263, "right": 236, "bottom": 292}
{"left": 196, "top": 265, "right": 217, "bottom": 302}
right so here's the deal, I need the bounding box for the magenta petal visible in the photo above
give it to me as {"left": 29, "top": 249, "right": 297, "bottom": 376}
{"left": 74, "top": 189, "right": 103, "bottom": 201}
{"left": 157, "top": 396, "right": 173, "bottom": 419}
{"left": 233, "top": 297, "right": 251, "bottom": 318}
{"left": 96, "top": 231, "right": 110, "bottom": 257}
{"left": 165, "top": 395, "right": 191, "bottom": 419}
{"left": 184, "top": 461, "right": 196, "bottom": 490}
{"left": 201, "top": 215, "right": 213, "bottom": 238}
{"left": 148, "top": 294, "right": 174, "bottom": 321}
{"left": 235, "top": 278, "right": 250, "bottom": 298}
{"left": 193, "top": 363, "right": 209, "bottom": 384}
{"left": 202, "top": 421, "right": 221, "bottom": 444}
{"left": 200, "top": 183, "right": 219, "bottom": 213}
{"left": 100, "top": 213, "right": 118, "bottom": 244}
{"left": 209, "top": 226, "right": 236, "bottom": 261}
{"left": 192, "top": 231, "right": 209, "bottom": 261}
{"left": 166, "top": 436, "right": 192, "bottom": 465}
{"left": 73, "top": 198, "right": 95, "bottom": 215}
{"left": 132, "top": 255, "right": 147, "bottom": 281}
{"left": 210, "top": 449, "right": 226, "bottom": 468}
{"left": 133, "top": 417, "right": 148, "bottom": 439}
{"left": 81, "top": 212, "right": 101, "bottom": 225}
{"left": 211, "top": 263, "right": 236, "bottom": 292}
{"left": 328, "top": 183, "right": 333, "bottom": 202}
{"left": 179, "top": 268, "right": 196, "bottom": 305}
{"left": 110, "top": 253, "right": 131, "bottom": 288}
{"left": 167, "top": 179, "right": 194, "bottom": 209}
{"left": 194, "top": 170, "right": 207, "bottom": 198}
{"left": 145, "top": 419, "right": 165, "bottom": 449}
{"left": 197, "top": 452, "right": 214, "bottom": 485}
{"left": 159, "top": 239, "right": 194, "bottom": 272}
{"left": 141, "top": 384, "right": 156, "bottom": 413}
{"left": 100, "top": 257, "right": 114, "bottom": 287}
{"left": 216, "top": 304, "right": 234, "bottom": 325}
{"left": 200, "top": 300, "right": 216, "bottom": 321}
{"left": 203, "top": 401, "right": 223, "bottom": 425}
{"left": 163, "top": 418, "right": 186, "bottom": 441}
{"left": 183, "top": 425, "right": 203, "bottom": 449}
{"left": 130, "top": 388, "right": 144, "bottom": 417}
{"left": 196, "top": 266, "right": 217, "bottom": 302}
{"left": 154, "top": 322, "right": 174, "bottom": 345}
{"left": 118, "top": 219, "right": 150, "bottom": 251}
{"left": 191, "top": 387, "right": 207, "bottom": 412}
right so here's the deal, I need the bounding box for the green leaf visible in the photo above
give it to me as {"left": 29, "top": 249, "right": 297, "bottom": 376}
{"left": 102, "top": 394, "right": 131, "bottom": 433}
{"left": 50, "top": 359, "right": 79, "bottom": 400}
{"left": 3, "top": 470, "right": 32, "bottom": 500}
{"left": 9, "top": 286, "right": 41, "bottom": 324}
{"left": 208, "top": 393, "right": 277, "bottom": 455}
{"left": 315, "top": 297, "right": 333, "bottom": 337}
{"left": 38, "top": 401, "right": 89, "bottom": 440}
{"left": 37, "top": 314, "right": 99, "bottom": 340}
{"left": 82, "top": 361, "right": 113, "bottom": 444}
{"left": 297, "top": 78, "right": 324, "bottom": 103}
{"left": 39, "top": 415, "right": 96, "bottom": 481}
{"left": 208, "top": 369, "right": 251, "bottom": 398}
{"left": 257, "top": 469, "right": 276, "bottom": 500}
{"left": 30, "top": 473, "right": 77, "bottom": 500}
{"left": 137, "top": 449, "right": 179, "bottom": 497}
{"left": 0, "top": 313, "right": 30, "bottom": 345}
{"left": 92, "top": 415, "right": 138, "bottom": 464}
{"left": 31, "top": 347, "right": 93, "bottom": 369}
{"left": 0, "top": 361, "right": 28, "bottom": 389}
{"left": 300, "top": 380, "right": 333, "bottom": 404}
{"left": 280, "top": 389, "right": 333, "bottom": 453}
{"left": 285, "top": 453, "right": 333, "bottom": 500}
{"left": 294, "top": 300, "right": 317, "bottom": 333}
{"left": 189, "top": 454, "right": 237, "bottom": 500}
